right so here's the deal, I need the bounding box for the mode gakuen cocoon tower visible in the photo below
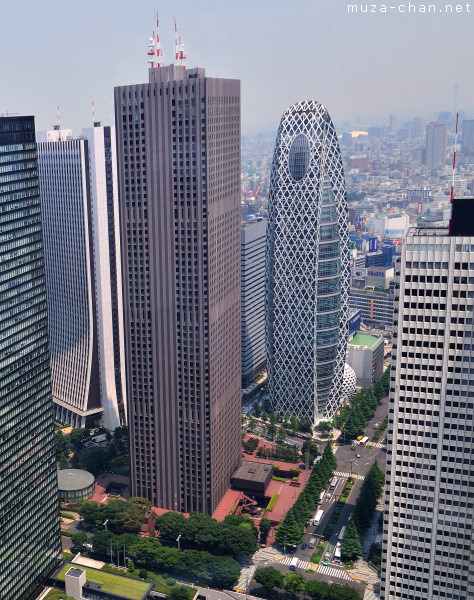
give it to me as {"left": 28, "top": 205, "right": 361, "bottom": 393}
{"left": 265, "top": 100, "right": 350, "bottom": 422}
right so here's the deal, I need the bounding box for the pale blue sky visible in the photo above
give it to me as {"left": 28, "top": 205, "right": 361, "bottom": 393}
{"left": 1, "top": 0, "right": 472, "bottom": 134}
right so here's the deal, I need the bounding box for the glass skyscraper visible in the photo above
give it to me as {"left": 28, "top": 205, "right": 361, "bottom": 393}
{"left": 265, "top": 101, "right": 349, "bottom": 422}
{"left": 0, "top": 116, "right": 61, "bottom": 599}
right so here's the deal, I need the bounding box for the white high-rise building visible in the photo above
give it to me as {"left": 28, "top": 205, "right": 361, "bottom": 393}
{"left": 241, "top": 218, "right": 267, "bottom": 388}
{"left": 265, "top": 101, "right": 350, "bottom": 422}
{"left": 37, "top": 125, "right": 126, "bottom": 430}
{"left": 381, "top": 198, "right": 474, "bottom": 600}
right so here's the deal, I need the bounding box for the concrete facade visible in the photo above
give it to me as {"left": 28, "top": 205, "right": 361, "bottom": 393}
{"left": 114, "top": 65, "right": 242, "bottom": 514}
{"left": 241, "top": 219, "right": 267, "bottom": 387}
{"left": 381, "top": 210, "right": 474, "bottom": 599}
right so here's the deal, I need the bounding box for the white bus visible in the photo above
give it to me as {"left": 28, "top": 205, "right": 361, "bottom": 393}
{"left": 329, "top": 477, "right": 338, "bottom": 489}
{"left": 359, "top": 436, "right": 369, "bottom": 446}
{"left": 338, "top": 525, "right": 346, "bottom": 540}
{"left": 313, "top": 509, "right": 324, "bottom": 526}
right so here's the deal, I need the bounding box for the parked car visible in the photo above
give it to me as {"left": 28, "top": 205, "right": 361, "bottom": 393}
{"left": 301, "top": 543, "right": 307, "bottom": 550}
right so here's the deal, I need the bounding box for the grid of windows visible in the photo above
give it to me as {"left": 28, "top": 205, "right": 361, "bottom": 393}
{"left": 0, "top": 116, "right": 61, "bottom": 600}
{"left": 265, "top": 101, "right": 350, "bottom": 421}
{"left": 115, "top": 66, "right": 242, "bottom": 514}
{"left": 382, "top": 229, "right": 474, "bottom": 599}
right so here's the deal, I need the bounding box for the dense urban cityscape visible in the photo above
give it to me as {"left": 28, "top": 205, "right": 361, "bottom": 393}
{"left": 1, "top": 6, "right": 474, "bottom": 600}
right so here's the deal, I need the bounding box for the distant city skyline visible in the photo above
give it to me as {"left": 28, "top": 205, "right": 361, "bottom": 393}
{"left": 1, "top": 0, "right": 472, "bottom": 135}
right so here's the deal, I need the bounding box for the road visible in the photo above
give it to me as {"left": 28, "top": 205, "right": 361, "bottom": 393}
{"left": 261, "top": 394, "right": 388, "bottom": 592}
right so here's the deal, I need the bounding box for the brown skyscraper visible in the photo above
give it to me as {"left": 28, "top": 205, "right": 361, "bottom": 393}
{"left": 114, "top": 65, "right": 242, "bottom": 514}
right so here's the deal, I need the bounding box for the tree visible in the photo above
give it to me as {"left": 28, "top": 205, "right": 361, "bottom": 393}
{"left": 91, "top": 530, "right": 116, "bottom": 555}
{"left": 139, "top": 569, "right": 148, "bottom": 579}
{"left": 206, "top": 555, "right": 241, "bottom": 588}
{"left": 276, "top": 426, "right": 287, "bottom": 443}
{"left": 319, "top": 421, "right": 333, "bottom": 437}
{"left": 301, "top": 439, "right": 318, "bottom": 463}
{"left": 275, "top": 510, "right": 302, "bottom": 547}
{"left": 298, "top": 418, "right": 313, "bottom": 434}
{"left": 170, "top": 586, "right": 190, "bottom": 600}
{"left": 69, "top": 428, "right": 90, "bottom": 449}
{"left": 261, "top": 410, "right": 269, "bottom": 422}
{"left": 341, "top": 520, "right": 362, "bottom": 561}
{"left": 304, "top": 580, "right": 330, "bottom": 600}
{"left": 266, "top": 422, "right": 277, "bottom": 440}
{"left": 327, "top": 584, "right": 361, "bottom": 600}
{"left": 79, "top": 501, "right": 103, "bottom": 526}
{"left": 289, "top": 415, "right": 299, "bottom": 433}
{"left": 55, "top": 431, "right": 70, "bottom": 460}
{"left": 259, "top": 517, "right": 271, "bottom": 542}
{"left": 248, "top": 417, "right": 256, "bottom": 432}
{"left": 127, "top": 559, "right": 135, "bottom": 572}
{"left": 155, "top": 511, "right": 187, "bottom": 542}
{"left": 253, "top": 567, "right": 284, "bottom": 591}
{"left": 59, "top": 453, "right": 70, "bottom": 469}
{"left": 71, "top": 531, "right": 89, "bottom": 546}
{"left": 283, "top": 572, "right": 306, "bottom": 594}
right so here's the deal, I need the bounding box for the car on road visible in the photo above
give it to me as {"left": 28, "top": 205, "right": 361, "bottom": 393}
{"left": 356, "top": 453, "right": 361, "bottom": 458}
{"left": 323, "top": 559, "right": 329, "bottom": 566}
{"left": 301, "top": 543, "right": 307, "bottom": 550}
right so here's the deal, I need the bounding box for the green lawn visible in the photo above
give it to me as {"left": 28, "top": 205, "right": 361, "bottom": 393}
{"left": 56, "top": 563, "right": 150, "bottom": 600}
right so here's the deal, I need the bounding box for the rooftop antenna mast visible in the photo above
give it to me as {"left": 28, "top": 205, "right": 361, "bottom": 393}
{"left": 450, "top": 112, "right": 459, "bottom": 204}
{"left": 178, "top": 34, "right": 187, "bottom": 68}
{"left": 174, "top": 18, "right": 179, "bottom": 65}
{"left": 155, "top": 10, "right": 164, "bottom": 67}
{"left": 91, "top": 101, "right": 95, "bottom": 126}
{"left": 57, "top": 105, "right": 61, "bottom": 141}
{"left": 174, "top": 18, "right": 186, "bottom": 68}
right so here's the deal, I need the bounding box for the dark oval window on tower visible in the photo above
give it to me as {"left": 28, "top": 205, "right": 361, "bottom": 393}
{"left": 288, "top": 133, "right": 311, "bottom": 181}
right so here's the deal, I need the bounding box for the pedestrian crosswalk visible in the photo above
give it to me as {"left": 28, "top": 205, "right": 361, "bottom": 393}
{"left": 279, "top": 557, "right": 311, "bottom": 570}
{"left": 334, "top": 471, "right": 365, "bottom": 480}
{"left": 316, "top": 565, "right": 352, "bottom": 580}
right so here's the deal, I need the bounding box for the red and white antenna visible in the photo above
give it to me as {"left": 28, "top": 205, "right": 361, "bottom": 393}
{"left": 450, "top": 112, "right": 459, "bottom": 203}
{"left": 147, "top": 30, "right": 156, "bottom": 67}
{"left": 155, "top": 10, "right": 164, "bottom": 67}
{"left": 91, "top": 101, "right": 95, "bottom": 125}
{"left": 178, "top": 34, "right": 187, "bottom": 68}
{"left": 174, "top": 18, "right": 179, "bottom": 64}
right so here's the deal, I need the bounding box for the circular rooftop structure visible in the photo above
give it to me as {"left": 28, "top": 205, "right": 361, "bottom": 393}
{"left": 57, "top": 468, "right": 95, "bottom": 503}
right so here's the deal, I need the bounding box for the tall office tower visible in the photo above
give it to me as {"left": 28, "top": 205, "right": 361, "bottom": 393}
{"left": 0, "top": 116, "right": 61, "bottom": 599}
{"left": 241, "top": 218, "right": 267, "bottom": 388}
{"left": 424, "top": 122, "right": 447, "bottom": 167}
{"left": 38, "top": 130, "right": 125, "bottom": 430}
{"left": 381, "top": 198, "right": 474, "bottom": 600}
{"left": 114, "top": 64, "right": 242, "bottom": 513}
{"left": 462, "top": 119, "right": 474, "bottom": 154}
{"left": 82, "top": 123, "right": 127, "bottom": 430}
{"left": 265, "top": 101, "right": 350, "bottom": 422}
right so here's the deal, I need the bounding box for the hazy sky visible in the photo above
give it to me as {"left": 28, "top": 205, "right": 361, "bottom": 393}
{"left": 1, "top": 0, "right": 472, "bottom": 135}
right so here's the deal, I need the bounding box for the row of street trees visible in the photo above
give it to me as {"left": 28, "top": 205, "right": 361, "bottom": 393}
{"left": 275, "top": 444, "right": 337, "bottom": 547}
{"left": 253, "top": 566, "right": 360, "bottom": 599}
{"left": 333, "top": 388, "right": 379, "bottom": 440}
{"left": 340, "top": 462, "right": 385, "bottom": 561}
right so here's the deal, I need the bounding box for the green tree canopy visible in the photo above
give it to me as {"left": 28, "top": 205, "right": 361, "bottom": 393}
{"left": 341, "top": 520, "right": 362, "bottom": 561}
{"left": 253, "top": 567, "right": 284, "bottom": 591}
{"left": 283, "top": 572, "right": 306, "bottom": 594}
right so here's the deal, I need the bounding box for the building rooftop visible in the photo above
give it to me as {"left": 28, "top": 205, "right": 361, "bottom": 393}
{"left": 57, "top": 468, "right": 94, "bottom": 491}
{"left": 66, "top": 567, "right": 85, "bottom": 578}
{"left": 232, "top": 460, "right": 273, "bottom": 484}
{"left": 56, "top": 562, "right": 153, "bottom": 600}
{"left": 348, "top": 332, "right": 380, "bottom": 349}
